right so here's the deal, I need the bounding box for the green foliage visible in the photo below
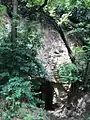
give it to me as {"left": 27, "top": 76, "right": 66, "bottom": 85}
{"left": 0, "top": 0, "right": 90, "bottom": 119}
{"left": 0, "top": 4, "right": 6, "bottom": 23}
{"left": 57, "top": 63, "right": 80, "bottom": 83}
{"left": 58, "top": 46, "right": 87, "bottom": 83}
{"left": 0, "top": 101, "right": 48, "bottom": 120}
{"left": 0, "top": 15, "right": 46, "bottom": 119}
{"left": 88, "top": 117, "right": 90, "bottom": 120}
{"left": 54, "top": 0, "right": 90, "bottom": 87}
{"left": 48, "top": 0, "right": 90, "bottom": 11}
{"left": 1, "top": 77, "right": 34, "bottom": 102}
{"left": 72, "top": 46, "right": 86, "bottom": 69}
{"left": 24, "top": 114, "right": 34, "bottom": 120}
{"left": 23, "top": 108, "right": 49, "bottom": 120}
{"left": 23, "top": 0, "right": 44, "bottom": 7}
{"left": 83, "top": 38, "right": 90, "bottom": 59}
{"left": 0, "top": 19, "right": 46, "bottom": 79}
{"left": 0, "top": 5, "right": 7, "bottom": 38}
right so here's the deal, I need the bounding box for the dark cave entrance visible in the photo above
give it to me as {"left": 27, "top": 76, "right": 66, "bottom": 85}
{"left": 43, "top": 81, "right": 54, "bottom": 110}
{"left": 37, "top": 80, "right": 54, "bottom": 110}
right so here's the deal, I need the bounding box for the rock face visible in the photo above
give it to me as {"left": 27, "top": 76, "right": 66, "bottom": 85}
{"left": 38, "top": 22, "right": 71, "bottom": 82}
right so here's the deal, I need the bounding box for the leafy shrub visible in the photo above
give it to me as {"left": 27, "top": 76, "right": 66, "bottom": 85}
{"left": 1, "top": 77, "right": 35, "bottom": 104}
{"left": 24, "top": 114, "right": 34, "bottom": 120}
{"left": 72, "top": 46, "right": 86, "bottom": 68}
{"left": 57, "top": 63, "right": 80, "bottom": 83}
{"left": 0, "top": 18, "right": 47, "bottom": 119}
{"left": 83, "top": 37, "right": 90, "bottom": 59}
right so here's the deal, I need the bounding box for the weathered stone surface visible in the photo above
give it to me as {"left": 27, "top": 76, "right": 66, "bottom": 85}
{"left": 37, "top": 22, "right": 71, "bottom": 82}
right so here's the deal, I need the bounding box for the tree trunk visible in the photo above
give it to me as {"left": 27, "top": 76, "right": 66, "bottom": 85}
{"left": 11, "top": 0, "right": 18, "bottom": 43}
{"left": 10, "top": 0, "right": 18, "bottom": 73}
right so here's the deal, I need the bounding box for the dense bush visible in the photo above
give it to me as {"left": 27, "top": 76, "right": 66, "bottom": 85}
{"left": 0, "top": 8, "right": 47, "bottom": 118}
{"left": 57, "top": 63, "right": 80, "bottom": 83}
